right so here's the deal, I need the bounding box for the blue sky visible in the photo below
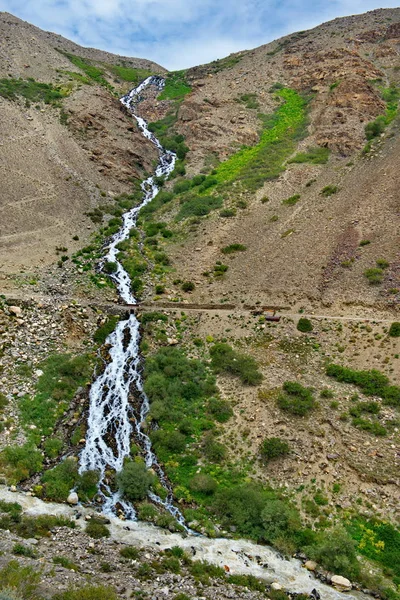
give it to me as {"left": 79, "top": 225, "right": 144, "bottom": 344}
{"left": 0, "top": 0, "right": 399, "bottom": 69}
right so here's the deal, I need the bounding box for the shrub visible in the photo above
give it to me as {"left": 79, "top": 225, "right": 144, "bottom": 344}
{"left": 85, "top": 519, "right": 110, "bottom": 539}
{"left": 389, "top": 322, "right": 400, "bottom": 337}
{"left": 203, "top": 434, "right": 226, "bottom": 462}
{"left": 119, "top": 546, "right": 140, "bottom": 559}
{"left": 364, "top": 267, "right": 384, "bottom": 284}
{"left": 213, "top": 263, "right": 229, "bottom": 277}
{"left": 155, "top": 284, "right": 165, "bottom": 295}
{"left": 189, "top": 473, "right": 218, "bottom": 495}
{"left": 43, "top": 437, "right": 64, "bottom": 459}
{"left": 288, "top": 146, "right": 330, "bottom": 165}
{"left": 176, "top": 195, "right": 223, "bottom": 221}
{"left": 173, "top": 179, "right": 191, "bottom": 194}
{"left": 12, "top": 543, "right": 37, "bottom": 558}
{"left": 93, "top": 316, "right": 120, "bottom": 344}
{"left": 277, "top": 381, "right": 316, "bottom": 416}
{"left": 359, "top": 239, "right": 370, "bottom": 246}
{"left": 307, "top": 527, "right": 360, "bottom": 580}
{"left": 221, "top": 243, "right": 247, "bottom": 254}
{"left": 207, "top": 397, "right": 233, "bottom": 422}
{"left": 376, "top": 258, "right": 389, "bottom": 269}
{"left": 41, "top": 457, "right": 79, "bottom": 501}
{"left": 181, "top": 281, "right": 195, "bottom": 292}
{"left": 260, "top": 437, "right": 290, "bottom": 462}
{"left": 297, "top": 318, "right": 312, "bottom": 333}
{"left": 320, "top": 388, "right": 334, "bottom": 399}
{"left": 52, "top": 585, "right": 118, "bottom": 600}
{"left": 0, "top": 444, "right": 43, "bottom": 483}
{"left": 0, "top": 560, "right": 40, "bottom": 598}
{"left": 219, "top": 209, "right": 236, "bottom": 218}
{"left": 282, "top": 194, "right": 300, "bottom": 206}
{"left": 321, "top": 185, "right": 338, "bottom": 197}
{"left": 53, "top": 556, "right": 80, "bottom": 571}
{"left": 117, "top": 461, "right": 155, "bottom": 501}
{"left": 326, "top": 364, "right": 400, "bottom": 406}
{"left": 210, "top": 343, "right": 262, "bottom": 385}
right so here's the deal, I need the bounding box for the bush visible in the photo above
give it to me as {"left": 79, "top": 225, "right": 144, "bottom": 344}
{"left": 176, "top": 195, "right": 223, "bottom": 221}
{"left": 203, "top": 434, "right": 226, "bottom": 462}
{"left": 12, "top": 543, "right": 37, "bottom": 558}
{"left": 120, "top": 546, "right": 140, "bottom": 559}
{"left": 219, "top": 209, "right": 236, "bottom": 218}
{"left": 181, "top": 281, "right": 195, "bottom": 292}
{"left": 85, "top": 519, "right": 110, "bottom": 539}
{"left": 210, "top": 343, "right": 262, "bottom": 385}
{"left": 117, "top": 461, "right": 155, "bottom": 501}
{"left": 307, "top": 527, "right": 360, "bottom": 580}
{"left": 321, "top": 185, "right": 338, "bottom": 197}
{"left": 277, "top": 381, "right": 316, "bottom": 416}
{"left": 364, "top": 267, "right": 384, "bottom": 284}
{"left": 0, "top": 560, "right": 40, "bottom": 599}
{"left": 326, "top": 364, "right": 400, "bottom": 407}
{"left": 288, "top": 146, "right": 330, "bottom": 165}
{"left": 389, "top": 322, "right": 400, "bottom": 337}
{"left": 297, "top": 318, "right": 312, "bottom": 333}
{"left": 221, "top": 244, "right": 247, "bottom": 254}
{"left": 52, "top": 585, "right": 118, "bottom": 600}
{"left": 0, "top": 444, "right": 43, "bottom": 483}
{"left": 93, "top": 316, "right": 120, "bottom": 344}
{"left": 189, "top": 473, "right": 218, "bottom": 495}
{"left": 282, "top": 194, "right": 300, "bottom": 206}
{"left": 260, "top": 437, "right": 290, "bottom": 462}
{"left": 207, "top": 397, "right": 233, "bottom": 422}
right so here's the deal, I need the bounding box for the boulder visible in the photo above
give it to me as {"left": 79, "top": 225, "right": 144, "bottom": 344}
{"left": 9, "top": 306, "right": 22, "bottom": 316}
{"left": 304, "top": 560, "right": 317, "bottom": 571}
{"left": 271, "top": 582, "right": 283, "bottom": 590}
{"left": 331, "top": 575, "right": 352, "bottom": 590}
{"left": 67, "top": 491, "right": 79, "bottom": 505}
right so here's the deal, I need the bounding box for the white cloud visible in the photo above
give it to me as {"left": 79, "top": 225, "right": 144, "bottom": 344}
{"left": 0, "top": 0, "right": 399, "bottom": 68}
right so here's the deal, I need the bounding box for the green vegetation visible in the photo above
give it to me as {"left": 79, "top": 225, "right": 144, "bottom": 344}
{"left": 307, "top": 527, "right": 360, "bottom": 580}
{"left": 0, "top": 560, "right": 40, "bottom": 599}
{"left": 181, "top": 281, "right": 195, "bottom": 292}
{"left": 237, "top": 93, "right": 259, "bottom": 109}
{"left": 365, "top": 84, "right": 400, "bottom": 141}
{"left": 176, "top": 195, "right": 223, "bottom": 221}
{"left": 93, "top": 315, "right": 120, "bottom": 344}
{"left": 210, "top": 343, "right": 262, "bottom": 385}
{"left": 0, "top": 501, "right": 75, "bottom": 538}
{"left": 260, "top": 437, "right": 290, "bottom": 462}
{"left": 348, "top": 517, "right": 400, "bottom": 580}
{"left": 158, "top": 70, "right": 191, "bottom": 100}
{"left": 282, "top": 194, "right": 300, "bottom": 206}
{"left": 120, "top": 546, "right": 140, "bottom": 559}
{"left": 58, "top": 51, "right": 113, "bottom": 91}
{"left": 41, "top": 457, "right": 99, "bottom": 502}
{"left": 277, "top": 381, "right": 316, "bottom": 416}
{"left": 53, "top": 585, "right": 118, "bottom": 600}
{"left": 364, "top": 267, "right": 384, "bottom": 284}
{"left": 117, "top": 461, "right": 155, "bottom": 501}
{"left": 12, "top": 544, "right": 37, "bottom": 558}
{"left": 85, "top": 519, "right": 110, "bottom": 539}
{"left": 207, "top": 54, "right": 244, "bottom": 73}
{"left": 0, "top": 77, "right": 66, "bottom": 104}
{"left": 53, "top": 556, "right": 80, "bottom": 571}
{"left": 321, "top": 185, "right": 338, "bottom": 197}
{"left": 288, "top": 146, "right": 330, "bottom": 165}
{"left": 109, "top": 64, "right": 154, "bottom": 84}
{"left": 221, "top": 243, "right": 247, "bottom": 254}
{"left": 389, "top": 322, "right": 400, "bottom": 337}
{"left": 213, "top": 88, "right": 308, "bottom": 191}
{"left": 18, "top": 353, "right": 94, "bottom": 443}
{"left": 326, "top": 364, "right": 400, "bottom": 407}
{"left": 0, "top": 445, "right": 43, "bottom": 483}
{"left": 297, "top": 317, "right": 313, "bottom": 332}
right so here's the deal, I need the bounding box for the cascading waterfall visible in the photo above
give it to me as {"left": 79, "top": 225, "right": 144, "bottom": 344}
{"left": 79, "top": 77, "right": 186, "bottom": 526}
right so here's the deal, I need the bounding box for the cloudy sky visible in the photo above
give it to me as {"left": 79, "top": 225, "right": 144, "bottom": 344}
{"left": 0, "top": 0, "right": 399, "bottom": 69}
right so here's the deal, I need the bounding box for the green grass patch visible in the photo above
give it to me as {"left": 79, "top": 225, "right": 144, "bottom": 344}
{"left": 288, "top": 146, "right": 330, "bottom": 165}
{"left": 93, "top": 316, "right": 120, "bottom": 344}
{"left": 41, "top": 458, "right": 99, "bottom": 502}
{"left": 108, "top": 64, "right": 154, "bottom": 84}
{"left": 365, "top": 84, "right": 400, "bottom": 141}
{"left": 0, "top": 77, "right": 66, "bottom": 104}
{"left": 213, "top": 88, "right": 308, "bottom": 191}
{"left": 282, "top": 194, "right": 300, "bottom": 206}
{"left": 158, "top": 70, "right": 191, "bottom": 100}
{"left": 277, "top": 381, "right": 316, "bottom": 416}
{"left": 221, "top": 243, "right": 247, "bottom": 254}
{"left": 58, "top": 51, "right": 113, "bottom": 91}
{"left": 348, "top": 517, "right": 400, "bottom": 579}
{"left": 19, "top": 353, "right": 94, "bottom": 443}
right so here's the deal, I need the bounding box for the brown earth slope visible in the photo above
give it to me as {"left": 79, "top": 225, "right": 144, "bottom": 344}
{"left": 0, "top": 12, "right": 164, "bottom": 274}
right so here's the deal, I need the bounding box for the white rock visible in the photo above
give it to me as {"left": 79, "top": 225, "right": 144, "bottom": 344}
{"left": 271, "top": 583, "right": 283, "bottom": 590}
{"left": 67, "top": 491, "right": 79, "bottom": 505}
{"left": 9, "top": 306, "right": 22, "bottom": 316}
{"left": 35, "top": 369, "right": 44, "bottom": 377}
{"left": 10, "top": 485, "right": 17, "bottom": 492}
{"left": 331, "top": 575, "right": 352, "bottom": 590}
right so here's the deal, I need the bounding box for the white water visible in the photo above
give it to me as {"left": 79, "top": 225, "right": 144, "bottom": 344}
{"left": 0, "top": 487, "right": 366, "bottom": 599}
{"left": 79, "top": 76, "right": 185, "bottom": 524}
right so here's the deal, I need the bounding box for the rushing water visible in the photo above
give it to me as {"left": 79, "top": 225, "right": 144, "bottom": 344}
{"left": 79, "top": 77, "right": 185, "bottom": 524}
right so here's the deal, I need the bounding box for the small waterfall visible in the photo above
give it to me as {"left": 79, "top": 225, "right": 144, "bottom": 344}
{"left": 79, "top": 77, "right": 186, "bottom": 526}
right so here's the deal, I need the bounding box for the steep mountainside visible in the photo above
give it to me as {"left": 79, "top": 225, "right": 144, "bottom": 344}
{"left": 0, "top": 8, "right": 399, "bottom": 600}
{"left": 0, "top": 12, "right": 164, "bottom": 273}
